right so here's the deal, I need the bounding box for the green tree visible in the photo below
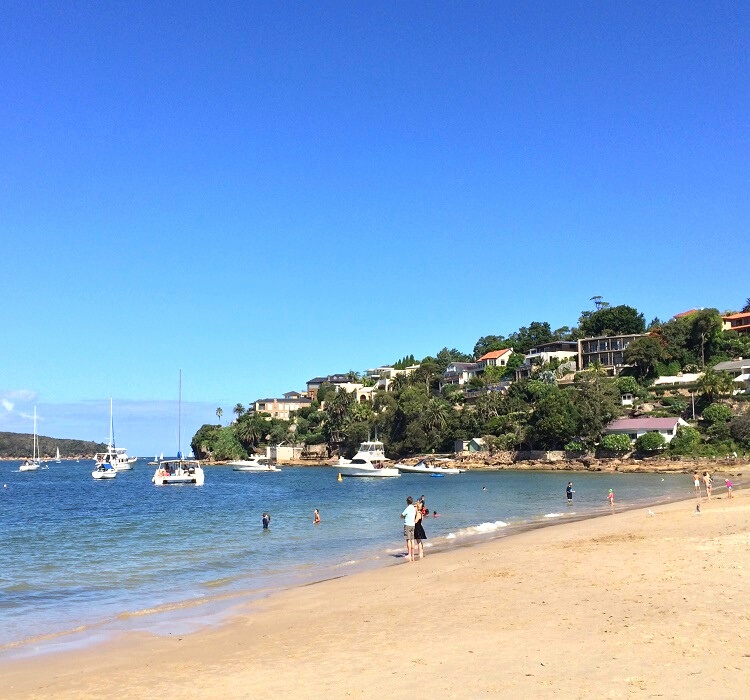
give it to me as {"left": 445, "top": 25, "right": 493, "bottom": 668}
{"left": 669, "top": 425, "right": 702, "bottom": 454}
{"left": 191, "top": 424, "right": 222, "bottom": 459}
{"left": 215, "top": 407, "right": 223, "bottom": 424}
{"left": 729, "top": 414, "right": 750, "bottom": 446}
{"left": 578, "top": 305, "right": 646, "bottom": 338}
{"left": 233, "top": 403, "right": 245, "bottom": 421}
{"left": 635, "top": 431, "right": 666, "bottom": 453}
{"left": 571, "top": 374, "right": 621, "bottom": 445}
{"left": 697, "top": 370, "right": 735, "bottom": 402}
{"left": 623, "top": 336, "right": 666, "bottom": 378}
{"left": 615, "top": 376, "right": 639, "bottom": 396}
{"left": 528, "top": 389, "right": 579, "bottom": 449}
{"left": 473, "top": 335, "right": 509, "bottom": 358}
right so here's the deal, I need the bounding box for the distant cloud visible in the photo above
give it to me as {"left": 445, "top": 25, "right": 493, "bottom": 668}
{"left": 1, "top": 399, "right": 12, "bottom": 412}
{"left": 2, "top": 389, "right": 37, "bottom": 402}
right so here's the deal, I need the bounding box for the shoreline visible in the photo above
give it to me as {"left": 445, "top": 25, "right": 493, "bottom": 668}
{"left": 5, "top": 492, "right": 750, "bottom": 698}
{"left": 0, "top": 487, "right": 748, "bottom": 697}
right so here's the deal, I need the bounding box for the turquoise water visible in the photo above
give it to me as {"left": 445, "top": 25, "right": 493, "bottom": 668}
{"left": 0, "top": 459, "right": 703, "bottom": 655}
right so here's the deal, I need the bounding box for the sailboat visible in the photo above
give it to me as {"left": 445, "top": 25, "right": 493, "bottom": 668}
{"left": 55, "top": 447, "right": 61, "bottom": 463}
{"left": 152, "top": 370, "right": 204, "bottom": 486}
{"left": 19, "top": 408, "right": 42, "bottom": 471}
{"left": 93, "top": 399, "right": 137, "bottom": 472}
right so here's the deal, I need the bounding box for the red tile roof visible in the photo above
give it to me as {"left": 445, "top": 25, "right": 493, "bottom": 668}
{"left": 477, "top": 349, "right": 511, "bottom": 361}
{"left": 723, "top": 312, "right": 750, "bottom": 321}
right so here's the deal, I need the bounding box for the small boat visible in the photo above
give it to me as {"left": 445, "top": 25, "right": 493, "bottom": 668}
{"left": 152, "top": 371, "right": 204, "bottom": 486}
{"left": 430, "top": 473, "right": 445, "bottom": 478}
{"left": 19, "top": 408, "right": 42, "bottom": 472}
{"left": 147, "top": 454, "right": 159, "bottom": 466}
{"left": 92, "top": 463, "right": 117, "bottom": 479}
{"left": 337, "top": 441, "right": 400, "bottom": 478}
{"left": 55, "top": 447, "right": 61, "bottom": 463}
{"left": 230, "top": 457, "right": 281, "bottom": 472}
{"left": 394, "top": 460, "right": 461, "bottom": 475}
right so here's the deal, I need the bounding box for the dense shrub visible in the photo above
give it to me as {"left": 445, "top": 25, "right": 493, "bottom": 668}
{"left": 702, "top": 403, "right": 733, "bottom": 424}
{"left": 635, "top": 431, "right": 666, "bottom": 453}
{"left": 600, "top": 433, "right": 632, "bottom": 453}
{"left": 669, "top": 426, "right": 701, "bottom": 454}
{"left": 564, "top": 440, "right": 587, "bottom": 453}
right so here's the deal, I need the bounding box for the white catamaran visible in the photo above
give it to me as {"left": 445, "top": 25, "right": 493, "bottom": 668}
{"left": 152, "top": 371, "right": 204, "bottom": 486}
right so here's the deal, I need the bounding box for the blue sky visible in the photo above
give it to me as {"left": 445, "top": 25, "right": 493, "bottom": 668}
{"left": 2, "top": 2, "right": 748, "bottom": 455}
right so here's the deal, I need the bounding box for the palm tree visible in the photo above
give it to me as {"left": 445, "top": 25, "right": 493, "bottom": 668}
{"left": 216, "top": 407, "right": 223, "bottom": 425}
{"left": 424, "top": 398, "right": 450, "bottom": 434}
{"left": 697, "top": 370, "right": 734, "bottom": 402}
{"left": 743, "top": 298, "right": 750, "bottom": 313}
{"left": 233, "top": 403, "right": 245, "bottom": 421}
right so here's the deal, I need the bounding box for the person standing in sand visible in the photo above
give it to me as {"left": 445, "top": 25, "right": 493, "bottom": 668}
{"left": 607, "top": 489, "right": 615, "bottom": 506}
{"left": 414, "top": 500, "right": 427, "bottom": 559}
{"left": 703, "top": 472, "right": 712, "bottom": 499}
{"left": 401, "top": 496, "right": 416, "bottom": 562}
{"left": 725, "top": 478, "right": 733, "bottom": 498}
{"left": 694, "top": 473, "right": 701, "bottom": 498}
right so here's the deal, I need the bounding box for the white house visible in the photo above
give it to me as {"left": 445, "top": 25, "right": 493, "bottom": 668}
{"left": 604, "top": 417, "right": 689, "bottom": 444}
{"left": 476, "top": 349, "right": 514, "bottom": 369}
{"left": 711, "top": 359, "right": 750, "bottom": 393}
{"left": 440, "top": 362, "right": 480, "bottom": 388}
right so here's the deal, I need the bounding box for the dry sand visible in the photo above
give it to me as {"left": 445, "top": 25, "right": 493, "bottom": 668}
{"left": 3, "top": 491, "right": 749, "bottom": 699}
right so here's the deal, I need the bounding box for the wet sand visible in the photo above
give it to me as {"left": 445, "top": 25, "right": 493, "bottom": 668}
{"left": 4, "top": 490, "right": 749, "bottom": 699}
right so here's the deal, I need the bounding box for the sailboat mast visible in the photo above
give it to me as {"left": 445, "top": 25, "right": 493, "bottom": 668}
{"left": 178, "top": 369, "right": 182, "bottom": 458}
{"left": 33, "top": 407, "right": 38, "bottom": 461}
{"left": 109, "top": 398, "right": 114, "bottom": 450}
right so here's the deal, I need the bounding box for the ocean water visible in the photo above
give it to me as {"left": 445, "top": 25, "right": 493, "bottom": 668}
{"left": 0, "top": 459, "right": 704, "bottom": 655}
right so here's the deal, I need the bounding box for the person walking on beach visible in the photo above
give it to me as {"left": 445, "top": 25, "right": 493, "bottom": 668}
{"left": 725, "top": 478, "right": 733, "bottom": 499}
{"left": 313, "top": 508, "right": 320, "bottom": 524}
{"left": 566, "top": 482, "right": 575, "bottom": 505}
{"left": 703, "top": 472, "right": 712, "bottom": 500}
{"left": 401, "top": 496, "right": 416, "bottom": 562}
{"left": 262, "top": 512, "right": 271, "bottom": 530}
{"left": 608, "top": 489, "right": 615, "bottom": 507}
{"left": 694, "top": 473, "right": 702, "bottom": 498}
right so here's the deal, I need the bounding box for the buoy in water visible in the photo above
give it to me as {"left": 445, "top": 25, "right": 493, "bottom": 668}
{"left": 337, "top": 473, "right": 343, "bottom": 482}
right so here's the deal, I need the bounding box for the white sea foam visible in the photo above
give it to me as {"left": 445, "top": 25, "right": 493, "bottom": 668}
{"left": 445, "top": 521, "right": 509, "bottom": 540}
{"left": 544, "top": 513, "right": 565, "bottom": 518}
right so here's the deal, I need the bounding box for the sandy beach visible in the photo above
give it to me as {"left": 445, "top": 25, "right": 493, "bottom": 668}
{"left": 4, "top": 489, "right": 749, "bottom": 699}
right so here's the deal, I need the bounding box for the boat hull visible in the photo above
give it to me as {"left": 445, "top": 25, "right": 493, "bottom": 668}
{"left": 394, "top": 463, "right": 461, "bottom": 475}
{"left": 338, "top": 465, "right": 400, "bottom": 478}
{"left": 19, "top": 463, "right": 40, "bottom": 472}
{"left": 153, "top": 472, "right": 205, "bottom": 485}
{"left": 92, "top": 470, "right": 117, "bottom": 479}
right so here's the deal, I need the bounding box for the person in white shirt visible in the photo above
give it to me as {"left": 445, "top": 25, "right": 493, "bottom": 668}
{"left": 401, "top": 496, "right": 416, "bottom": 562}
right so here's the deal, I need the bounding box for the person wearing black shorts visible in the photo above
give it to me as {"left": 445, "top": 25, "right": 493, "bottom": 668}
{"left": 566, "top": 482, "right": 574, "bottom": 505}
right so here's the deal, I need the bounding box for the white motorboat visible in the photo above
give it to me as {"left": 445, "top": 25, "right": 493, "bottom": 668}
{"left": 337, "top": 441, "right": 400, "bottom": 478}
{"left": 394, "top": 460, "right": 461, "bottom": 475}
{"left": 230, "top": 457, "right": 281, "bottom": 472}
{"left": 92, "top": 463, "right": 117, "bottom": 479}
{"left": 152, "top": 371, "right": 204, "bottom": 486}
{"left": 153, "top": 459, "right": 204, "bottom": 485}
{"left": 94, "top": 399, "right": 137, "bottom": 471}
{"left": 19, "top": 408, "right": 42, "bottom": 472}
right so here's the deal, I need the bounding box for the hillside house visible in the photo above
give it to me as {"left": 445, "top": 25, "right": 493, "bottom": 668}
{"left": 604, "top": 417, "right": 689, "bottom": 444}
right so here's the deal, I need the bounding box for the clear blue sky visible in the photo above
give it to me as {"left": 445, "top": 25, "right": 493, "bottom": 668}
{"left": 2, "top": 2, "right": 748, "bottom": 455}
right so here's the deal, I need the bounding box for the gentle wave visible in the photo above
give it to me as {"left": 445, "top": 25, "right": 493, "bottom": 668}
{"left": 445, "top": 520, "right": 509, "bottom": 539}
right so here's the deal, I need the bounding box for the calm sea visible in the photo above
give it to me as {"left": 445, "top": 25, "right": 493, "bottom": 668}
{"left": 0, "top": 459, "right": 704, "bottom": 656}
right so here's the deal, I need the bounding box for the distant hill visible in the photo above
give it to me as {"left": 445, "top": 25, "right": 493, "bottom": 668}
{"left": 0, "top": 432, "right": 108, "bottom": 459}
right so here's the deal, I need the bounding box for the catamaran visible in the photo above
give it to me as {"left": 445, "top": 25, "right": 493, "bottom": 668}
{"left": 152, "top": 371, "right": 204, "bottom": 486}
{"left": 19, "top": 407, "right": 42, "bottom": 472}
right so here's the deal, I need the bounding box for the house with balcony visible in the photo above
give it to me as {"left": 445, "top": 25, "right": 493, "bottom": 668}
{"left": 440, "top": 362, "right": 480, "bottom": 389}
{"left": 306, "top": 374, "right": 352, "bottom": 400}
{"left": 711, "top": 359, "right": 750, "bottom": 393}
{"left": 604, "top": 417, "right": 689, "bottom": 444}
{"left": 722, "top": 312, "right": 750, "bottom": 335}
{"left": 364, "top": 364, "right": 421, "bottom": 391}
{"left": 516, "top": 341, "right": 578, "bottom": 380}
{"left": 253, "top": 395, "right": 313, "bottom": 420}
{"left": 577, "top": 334, "right": 646, "bottom": 373}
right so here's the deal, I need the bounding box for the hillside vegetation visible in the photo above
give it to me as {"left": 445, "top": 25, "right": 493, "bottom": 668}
{"left": 0, "top": 432, "right": 107, "bottom": 459}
